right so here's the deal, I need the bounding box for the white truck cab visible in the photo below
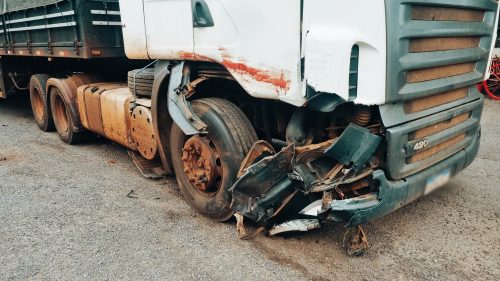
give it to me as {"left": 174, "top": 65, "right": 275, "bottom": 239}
{"left": 120, "top": 0, "right": 389, "bottom": 106}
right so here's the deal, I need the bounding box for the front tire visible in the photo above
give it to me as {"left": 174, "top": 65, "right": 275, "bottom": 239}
{"left": 170, "top": 98, "right": 257, "bottom": 221}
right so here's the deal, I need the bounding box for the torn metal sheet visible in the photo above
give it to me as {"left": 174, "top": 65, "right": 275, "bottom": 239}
{"left": 299, "top": 200, "right": 323, "bottom": 217}
{"left": 324, "top": 124, "right": 381, "bottom": 173}
{"left": 230, "top": 122, "right": 383, "bottom": 233}
{"left": 229, "top": 144, "right": 296, "bottom": 224}
{"left": 310, "top": 168, "right": 373, "bottom": 193}
{"left": 347, "top": 225, "right": 369, "bottom": 256}
{"left": 237, "top": 141, "right": 275, "bottom": 178}
{"left": 299, "top": 193, "right": 380, "bottom": 223}
{"left": 268, "top": 219, "right": 321, "bottom": 236}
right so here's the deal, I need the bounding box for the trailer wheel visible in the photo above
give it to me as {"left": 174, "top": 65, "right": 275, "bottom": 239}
{"left": 50, "top": 87, "right": 87, "bottom": 144}
{"left": 170, "top": 98, "right": 258, "bottom": 221}
{"left": 29, "top": 74, "right": 53, "bottom": 131}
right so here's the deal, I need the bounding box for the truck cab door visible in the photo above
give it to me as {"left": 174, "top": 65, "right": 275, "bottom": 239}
{"left": 143, "top": 0, "right": 194, "bottom": 59}
{"left": 192, "top": 0, "right": 302, "bottom": 104}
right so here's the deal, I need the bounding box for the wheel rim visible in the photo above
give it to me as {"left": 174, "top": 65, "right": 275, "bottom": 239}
{"left": 181, "top": 135, "right": 223, "bottom": 196}
{"left": 54, "top": 94, "right": 69, "bottom": 133}
{"left": 32, "top": 87, "right": 44, "bottom": 121}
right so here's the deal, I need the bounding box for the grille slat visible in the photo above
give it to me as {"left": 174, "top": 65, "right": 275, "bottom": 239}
{"left": 412, "top": 6, "right": 485, "bottom": 22}
{"left": 407, "top": 133, "right": 466, "bottom": 164}
{"left": 400, "top": 48, "right": 489, "bottom": 70}
{"left": 409, "top": 112, "right": 471, "bottom": 140}
{"left": 402, "top": 22, "right": 492, "bottom": 38}
{"left": 404, "top": 87, "right": 469, "bottom": 113}
{"left": 407, "top": 62, "right": 476, "bottom": 83}
{"left": 400, "top": 72, "right": 482, "bottom": 97}
{"left": 409, "top": 37, "right": 480, "bottom": 53}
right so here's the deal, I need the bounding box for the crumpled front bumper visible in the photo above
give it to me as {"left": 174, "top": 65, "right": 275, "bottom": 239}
{"left": 329, "top": 125, "right": 480, "bottom": 226}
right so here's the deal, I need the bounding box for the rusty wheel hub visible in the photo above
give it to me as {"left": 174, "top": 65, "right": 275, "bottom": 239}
{"left": 181, "top": 135, "right": 222, "bottom": 193}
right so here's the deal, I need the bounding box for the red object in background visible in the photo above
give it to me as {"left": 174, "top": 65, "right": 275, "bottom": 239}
{"left": 483, "top": 60, "right": 500, "bottom": 100}
{"left": 477, "top": 83, "right": 484, "bottom": 93}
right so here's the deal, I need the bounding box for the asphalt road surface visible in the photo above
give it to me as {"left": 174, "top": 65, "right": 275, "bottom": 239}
{"left": 1, "top": 94, "right": 499, "bottom": 281}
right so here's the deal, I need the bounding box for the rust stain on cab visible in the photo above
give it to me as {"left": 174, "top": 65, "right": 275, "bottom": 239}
{"left": 221, "top": 59, "right": 289, "bottom": 90}
{"left": 176, "top": 51, "right": 290, "bottom": 91}
{"left": 178, "top": 51, "right": 196, "bottom": 60}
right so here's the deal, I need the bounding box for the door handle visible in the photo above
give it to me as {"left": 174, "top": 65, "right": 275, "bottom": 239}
{"left": 192, "top": 0, "right": 214, "bottom": 27}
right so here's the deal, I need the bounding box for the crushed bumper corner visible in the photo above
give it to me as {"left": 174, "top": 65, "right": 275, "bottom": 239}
{"left": 330, "top": 129, "right": 480, "bottom": 226}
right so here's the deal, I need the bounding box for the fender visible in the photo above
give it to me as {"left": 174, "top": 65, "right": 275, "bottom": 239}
{"left": 151, "top": 61, "right": 174, "bottom": 175}
{"left": 151, "top": 61, "right": 209, "bottom": 175}
{"left": 46, "top": 77, "right": 84, "bottom": 133}
{"left": 167, "top": 62, "right": 207, "bottom": 136}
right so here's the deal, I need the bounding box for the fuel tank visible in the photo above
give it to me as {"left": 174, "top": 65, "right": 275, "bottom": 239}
{"left": 77, "top": 83, "right": 158, "bottom": 160}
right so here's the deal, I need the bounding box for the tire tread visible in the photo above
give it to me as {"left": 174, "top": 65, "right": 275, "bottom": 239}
{"left": 197, "top": 98, "right": 257, "bottom": 156}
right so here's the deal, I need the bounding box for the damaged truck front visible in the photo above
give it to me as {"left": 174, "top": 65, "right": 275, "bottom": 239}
{"left": 119, "top": 0, "right": 500, "bottom": 253}
{"left": 207, "top": 0, "right": 499, "bottom": 252}
{"left": 2, "top": 0, "right": 496, "bottom": 255}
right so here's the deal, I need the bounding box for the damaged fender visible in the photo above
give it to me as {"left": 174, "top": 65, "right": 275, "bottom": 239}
{"left": 167, "top": 62, "right": 207, "bottom": 135}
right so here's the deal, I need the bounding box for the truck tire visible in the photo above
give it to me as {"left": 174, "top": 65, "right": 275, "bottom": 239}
{"left": 50, "top": 86, "right": 88, "bottom": 144}
{"left": 170, "top": 98, "right": 258, "bottom": 221}
{"left": 29, "top": 74, "right": 53, "bottom": 131}
{"left": 128, "top": 68, "right": 154, "bottom": 97}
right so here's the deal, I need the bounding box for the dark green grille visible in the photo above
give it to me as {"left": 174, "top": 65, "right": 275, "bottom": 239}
{"left": 385, "top": 0, "right": 498, "bottom": 103}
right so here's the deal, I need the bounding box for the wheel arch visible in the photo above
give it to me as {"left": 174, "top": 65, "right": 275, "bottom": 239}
{"left": 46, "top": 77, "right": 83, "bottom": 133}
{"left": 151, "top": 61, "right": 175, "bottom": 175}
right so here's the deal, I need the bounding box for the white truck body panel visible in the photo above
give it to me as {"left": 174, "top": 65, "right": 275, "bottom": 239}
{"left": 143, "top": 0, "right": 194, "bottom": 59}
{"left": 119, "top": 0, "right": 149, "bottom": 59}
{"left": 118, "top": 0, "right": 387, "bottom": 106}
{"left": 302, "top": 0, "right": 387, "bottom": 105}
{"left": 485, "top": 4, "right": 500, "bottom": 80}
{"left": 193, "top": 0, "right": 302, "bottom": 105}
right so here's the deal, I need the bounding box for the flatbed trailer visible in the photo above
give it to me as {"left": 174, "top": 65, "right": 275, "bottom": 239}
{"left": 0, "top": 0, "right": 126, "bottom": 98}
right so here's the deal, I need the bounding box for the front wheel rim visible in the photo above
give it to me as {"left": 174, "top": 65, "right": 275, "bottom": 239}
{"left": 181, "top": 134, "right": 223, "bottom": 197}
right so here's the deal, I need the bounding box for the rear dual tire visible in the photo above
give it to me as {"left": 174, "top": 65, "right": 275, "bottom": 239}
{"left": 50, "top": 87, "right": 89, "bottom": 144}
{"left": 29, "top": 74, "right": 53, "bottom": 132}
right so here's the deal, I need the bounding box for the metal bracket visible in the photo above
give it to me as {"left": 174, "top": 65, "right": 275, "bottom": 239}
{"left": 168, "top": 62, "right": 207, "bottom": 135}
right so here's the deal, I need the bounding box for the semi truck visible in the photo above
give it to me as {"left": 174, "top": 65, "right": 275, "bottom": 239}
{"left": 0, "top": 0, "right": 498, "bottom": 254}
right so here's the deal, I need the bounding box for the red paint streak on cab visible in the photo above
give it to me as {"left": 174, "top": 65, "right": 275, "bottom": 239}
{"left": 221, "top": 59, "right": 289, "bottom": 90}
{"left": 176, "top": 51, "right": 289, "bottom": 91}
{"left": 177, "top": 51, "right": 196, "bottom": 60}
